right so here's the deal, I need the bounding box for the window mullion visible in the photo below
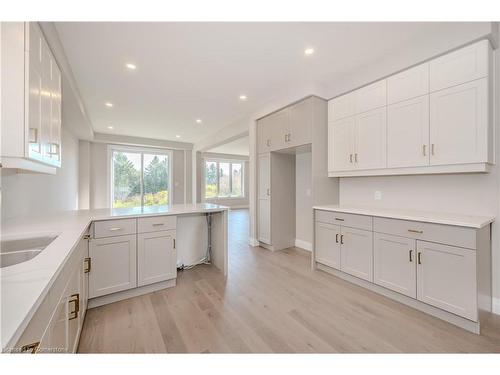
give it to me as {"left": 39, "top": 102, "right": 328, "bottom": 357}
{"left": 229, "top": 162, "right": 233, "bottom": 197}
{"left": 140, "top": 152, "right": 144, "bottom": 208}
{"left": 216, "top": 162, "right": 220, "bottom": 198}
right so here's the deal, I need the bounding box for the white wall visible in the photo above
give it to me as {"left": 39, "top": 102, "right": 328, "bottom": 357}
{"left": 295, "top": 152, "right": 313, "bottom": 250}
{"left": 1, "top": 126, "right": 79, "bottom": 219}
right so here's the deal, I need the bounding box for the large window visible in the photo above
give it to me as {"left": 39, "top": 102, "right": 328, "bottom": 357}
{"left": 111, "top": 147, "right": 171, "bottom": 208}
{"left": 204, "top": 160, "right": 244, "bottom": 199}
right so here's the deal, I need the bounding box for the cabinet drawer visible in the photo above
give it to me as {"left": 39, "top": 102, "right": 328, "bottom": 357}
{"left": 138, "top": 215, "right": 177, "bottom": 233}
{"left": 315, "top": 210, "right": 372, "bottom": 231}
{"left": 373, "top": 217, "right": 476, "bottom": 250}
{"left": 93, "top": 219, "right": 137, "bottom": 238}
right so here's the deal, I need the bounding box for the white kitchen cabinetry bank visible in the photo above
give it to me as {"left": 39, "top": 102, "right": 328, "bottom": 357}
{"left": 1, "top": 22, "right": 62, "bottom": 173}
{"left": 328, "top": 40, "right": 493, "bottom": 177}
{"left": 313, "top": 205, "right": 494, "bottom": 333}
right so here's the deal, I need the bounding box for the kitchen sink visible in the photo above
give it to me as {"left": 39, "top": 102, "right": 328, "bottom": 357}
{"left": 0, "top": 234, "right": 58, "bottom": 268}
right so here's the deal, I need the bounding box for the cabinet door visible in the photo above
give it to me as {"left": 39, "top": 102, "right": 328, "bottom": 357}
{"left": 258, "top": 153, "right": 271, "bottom": 244}
{"left": 355, "top": 80, "right": 387, "bottom": 113}
{"left": 416, "top": 241, "right": 477, "bottom": 321}
{"left": 257, "top": 117, "right": 272, "bottom": 153}
{"left": 387, "top": 63, "right": 429, "bottom": 104}
{"left": 329, "top": 117, "right": 355, "bottom": 172}
{"left": 429, "top": 78, "right": 488, "bottom": 166}
{"left": 315, "top": 222, "right": 341, "bottom": 270}
{"left": 329, "top": 92, "right": 356, "bottom": 121}
{"left": 80, "top": 238, "right": 89, "bottom": 321}
{"left": 40, "top": 37, "right": 53, "bottom": 163}
{"left": 48, "top": 280, "right": 70, "bottom": 353}
{"left": 387, "top": 95, "right": 430, "bottom": 168}
{"left": 67, "top": 262, "right": 81, "bottom": 353}
{"left": 89, "top": 234, "right": 137, "bottom": 298}
{"left": 138, "top": 230, "right": 177, "bottom": 287}
{"left": 374, "top": 233, "right": 416, "bottom": 298}
{"left": 430, "top": 40, "right": 490, "bottom": 92}
{"left": 268, "top": 108, "right": 289, "bottom": 151}
{"left": 340, "top": 227, "right": 373, "bottom": 282}
{"left": 48, "top": 59, "right": 62, "bottom": 166}
{"left": 355, "top": 107, "right": 387, "bottom": 170}
{"left": 288, "top": 98, "right": 312, "bottom": 147}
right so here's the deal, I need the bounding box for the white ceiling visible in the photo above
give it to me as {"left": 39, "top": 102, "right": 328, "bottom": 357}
{"left": 206, "top": 136, "right": 249, "bottom": 156}
{"left": 55, "top": 22, "right": 452, "bottom": 143}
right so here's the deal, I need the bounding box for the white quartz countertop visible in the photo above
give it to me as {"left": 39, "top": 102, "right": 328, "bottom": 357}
{"left": 313, "top": 205, "right": 495, "bottom": 229}
{"left": 1, "top": 203, "right": 228, "bottom": 351}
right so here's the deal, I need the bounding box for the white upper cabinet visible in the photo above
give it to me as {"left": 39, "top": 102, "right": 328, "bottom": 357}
{"left": 387, "top": 63, "right": 429, "bottom": 104}
{"left": 387, "top": 95, "right": 430, "bottom": 168}
{"left": 288, "top": 98, "right": 313, "bottom": 147}
{"left": 430, "top": 40, "right": 490, "bottom": 92}
{"left": 329, "top": 92, "right": 356, "bottom": 121}
{"left": 429, "top": 78, "right": 489, "bottom": 166}
{"left": 327, "top": 39, "right": 492, "bottom": 177}
{"left": 355, "top": 80, "right": 387, "bottom": 114}
{"left": 355, "top": 107, "right": 387, "bottom": 170}
{"left": 1, "top": 22, "right": 62, "bottom": 173}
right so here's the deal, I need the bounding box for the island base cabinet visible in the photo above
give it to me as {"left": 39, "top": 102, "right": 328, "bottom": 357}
{"left": 374, "top": 233, "right": 417, "bottom": 298}
{"left": 138, "top": 230, "right": 177, "bottom": 287}
{"left": 314, "top": 222, "right": 341, "bottom": 270}
{"left": 340, "top": 227, "right": 373, "bottom": 282}
{"left": 416, "top": 241, "right": 477, "bottom": 321}
{"left": 89, "top": 234, "right": 137, "bottom": 298}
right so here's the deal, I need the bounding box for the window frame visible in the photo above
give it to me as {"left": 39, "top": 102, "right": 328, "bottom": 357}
{"left": 203, "top": 158, "right": 245, "bottom": 200}
{"left": 108, "top": 145, "right": 173, "bottom": 208}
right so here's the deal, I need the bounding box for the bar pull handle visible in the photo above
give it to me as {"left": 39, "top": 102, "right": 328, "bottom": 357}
{"left": 335, "top": 233, "right": 339, "bottom": 243}
{"left": 152, "top": 223, "right": 164, "bottom": 226}
{"left": 408, "top": 229, "right": 423, "bottom": 234}
{"left": 350, "top": 154, "right": 353, "bottom": 163}
{"left": 340, "top": 234, "right": 344, "bottom": 245}
{"left": 354, "top": 153, "right": 358, "bottom": 163}
{"left": 409, "top": 250, "right": 413, "bottom": 262}
{"left": 334, "top": 218, "right": 344, "bottom": 222}
{"left": 84, "top": 257, "right": 91, "bottom": 273}
{"left": 108, "top": 227, "right": 122, "bottom": 231}
{"left": 68, "top": 293, "right": 80, "bottom": 320}
{"left": 173, "top": 238, "right": 176, "bottom": 249}
{"left": 266, "top": 188, "right": 270, "bottom": 196}
{"left": 422, "top": 144, "right": 426, "bottom": 156}
{"left": 431, "top": 144, "right": 435, "bottom": 156}
{"left": 417, "top": 252, "right": 422, "bottom": 265}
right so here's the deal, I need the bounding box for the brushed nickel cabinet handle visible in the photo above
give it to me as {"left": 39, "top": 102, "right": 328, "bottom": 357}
{"left": 173, "top": 238, "right": 176, "bottom": 249}
{"left": 340, "top": 234, "right": 344, "bottom": 245}
{"left": 431, "top": 143, "right": 435, "bottom": 156}
{"left": 350, "top": 154, "right": 353, "bottom": 163}
{"left": 21, "top": 342, "right": 40, "bottom": 353}
{"left": 108, "top": 227, "right": 122, "bottom": 231}
{"left": 409, "top": 250, "right": 413, "bottom": 262}
{"left": 422, "top": 144, "right": 426, "bottom": 156}
{"left": 354, "top": 153, "right": 358, "bottom": 163}
{"left": 417, "top": 252, "right": 422, "bottom": 265}
{"left": 84, "top": 257, "right": 91, "bottom": 273}
{"left": 408, "top": 229, "right": 423, "bottom": 234}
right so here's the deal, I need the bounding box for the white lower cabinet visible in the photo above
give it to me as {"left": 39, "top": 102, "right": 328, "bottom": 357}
{"left": 314, "top": 222, "right": 341, "bottom": 270}
{"left": 340, "top": 227, "right": 373, "bottom": 282}
{"left": 138, "top": 230, "right": 177, "bottom": 287}
{"left": 89, "top": 234, "right": 137, "bottom": 298}
{"left": 416, "top": 241, "right": 477, "bottom": 321}
{"left": 374, "top": 233, "right": 416, "bottom": 298}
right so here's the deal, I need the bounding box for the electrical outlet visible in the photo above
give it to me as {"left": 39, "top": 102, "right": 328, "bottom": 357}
{"left": 374, "top": 190, "right": 382, "bottom": 200}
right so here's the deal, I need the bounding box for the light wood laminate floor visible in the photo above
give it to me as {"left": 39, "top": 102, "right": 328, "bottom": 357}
{"left": 78, "top": 209, "right": 500, "bottom": 353}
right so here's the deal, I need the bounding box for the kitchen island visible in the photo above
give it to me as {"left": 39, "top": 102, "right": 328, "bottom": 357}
{"left": 1, "top": 203, "right": 229, "bottom": 353}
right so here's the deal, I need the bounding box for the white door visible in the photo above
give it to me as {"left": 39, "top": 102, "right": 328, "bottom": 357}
{"left": 89, "top": 234, "right": 137, "bottom": 298}
{"left": 314, "top": 222, "right": 341, "bottom": 270}
{"left": 416, "top": 241, "right": 477, "bottom": 321}
{"left": 258, "top": 153, "right": 271, "bottom": 244}
{"left": 373, "top": 233, "right": 417, "bottom": 298}
{"left": 355, "top": 107, "right": 387, "bottom": 170}
{"left": 340, "top": 227, "right": 373, "bottom": 282}
{"left": 329, "top": 117, "right": 355, "bottom": 172}
{"left": 138, "top": 230, "right": 177, "bottom": 287}
{"left": 288, "top": 98, "right": 312, "bottom": 147}
{"left": 387, "top": 95, "right": 430, "bottom": 168}
{"left": 268, "top": 108, "right": 289, "bottom": 151}
{"left": 429, "top": 78, "right": 488, "bottom": 166}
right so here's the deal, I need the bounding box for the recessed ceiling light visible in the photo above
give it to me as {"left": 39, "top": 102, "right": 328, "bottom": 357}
{"left": 125, "top": 63, "right": 137, "bottom": 70}
{"left": 196, "top": 119, "right": 202, "bottom": 124}
{"left": 239, "top": 94, "right": 247, "bottom": 101}
{"left": 304, "top": 47, "right": 315, "bottom": 56}
{"left": 176, "top": 135, "right": 181, "bottom": 138}
{"left": 105, "top": 102, "right": 113, "bottom": 108}
{"left": 107, "top": 125, "right": 114, "bottom": 130}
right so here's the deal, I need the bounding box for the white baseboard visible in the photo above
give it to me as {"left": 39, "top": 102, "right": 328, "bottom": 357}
{"left": 249, "top": 237, "right": 259, "bottom": 247}
{"left": 493, "top": 297, "right": 500, "bottom": 315}
{"left": 295, "top": 239, "right": 312, "bottom": 251}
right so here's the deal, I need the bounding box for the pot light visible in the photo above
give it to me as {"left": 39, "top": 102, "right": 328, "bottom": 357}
{"left": 107, "top": 125, "right": 114, "bottom": 130}
{"left": 176, "top": 135, "right": 181, "bottom": 138}
{"left": 239, "top": 94, "right": 247, "bottom": 101}
{"left": 304, "top": 47, "right": 315, "bottom": 56}
{"left": 105, "top": 102, "right": 113, "bottom": 108}
{"left": 196, "top": 119, "right": 202, "bottom": 124}
{"left": 125, "top": 63, "right": 137, "bottom": 70}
